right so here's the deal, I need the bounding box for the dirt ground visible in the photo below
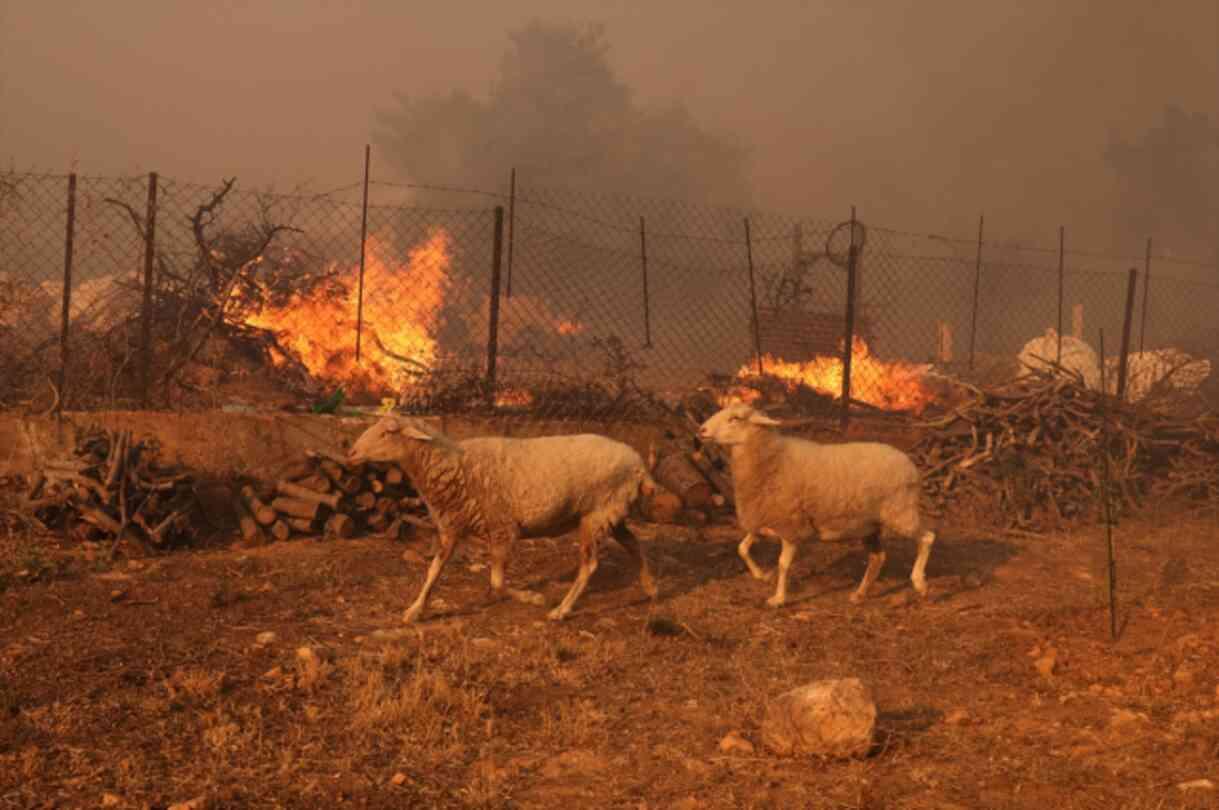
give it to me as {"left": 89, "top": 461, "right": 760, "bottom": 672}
{"left": 3, "top": 503, "right": 1219, "bottom": 809}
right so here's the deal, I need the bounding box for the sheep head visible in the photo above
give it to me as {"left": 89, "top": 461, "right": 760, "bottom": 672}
{"left": 347, "top": 414, "right": 454, "bottom": 464}
{"left": 698, "top": 402, "right": 781, "bottom": 446}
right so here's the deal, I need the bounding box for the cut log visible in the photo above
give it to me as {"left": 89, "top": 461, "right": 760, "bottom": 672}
{"left": 270, "top": 497, "right": 322, "bottom": 521}
{"left": 366, "top": 475, "right": 385, "bottom": 494}
{"left": 240, "top": 485, "right": 278, "bottom": 526}
{"left": 78, "top": 506, "right": 122, "bottom": 535}
{"left": 353, "top": 492, "right": 377, "bottom": 511}
{"left": 294, "top": 474, "right": 332, "bottom": 494}
{"left": 236, "top": 501, "right": 266, "bottom": 546}
{"left": 278, "top": 458, "right": 317, "bottom": 483}
{"left": 324, "top": 513, "right": 355, "bottom": 539}
{"left": 270, "top": 519, "right": 292, "bottom": 542}
{"left": 644, "top": 489, "right": 684, "bottom": 524}
{"left": 286, "top": 517, "right": 316, "bottom": 533}
{"left": 367, "top": 511, "right": 390, "bottom": 531}
{"left": 654, "top": 452, "right": 715, "bottom": 510}
{"left": 336, "top": 475, "right": 363, "bottom": 495}
{"left": 384, "top": 466, "right": 405, "bottom": 486}
{"left": 374, "top": 496, "right": 399, "bottom": 516}
{"left": 275, "top": 479, "right": 341, "bottom": 510}
{"left": 398, "top": 513, "right": 436, "bottom": 532}
{"left": 317, "top": 459, "right": 346, "bottom": 486}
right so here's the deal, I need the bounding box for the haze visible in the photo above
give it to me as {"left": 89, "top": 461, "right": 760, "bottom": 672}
{"left": 2, "top": 0, "right": 1215, "bottom": 254}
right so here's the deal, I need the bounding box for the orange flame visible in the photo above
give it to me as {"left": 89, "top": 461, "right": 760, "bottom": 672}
{"left": 237, "top": 230, "right": 453, "bottom": 395}
{"left": 731, "top": 337, "right": 936, "bottom": 414}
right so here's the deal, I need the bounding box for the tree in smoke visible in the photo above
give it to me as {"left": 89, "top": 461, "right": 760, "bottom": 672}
{"left": 1104, "top": 105, "right": 1219, "bottom": 262}
{"left": 373, "top": 19, "right": 750, "bottom": 205}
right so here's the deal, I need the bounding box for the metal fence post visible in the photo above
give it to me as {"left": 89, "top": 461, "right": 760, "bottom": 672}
{"left": 506, "top": 167, "right": 516, "bottom": 298}
{"left": 1116, "top": 267, "right": 1138, "bottom": 402}
{"left": 1056, "top": 225, "right": 1064, "bottom": 366}
{"left": 485, "top": 206, "right": 505, "bottom": 403}
{"left": 968, "top": 214, "right": 984, "bottom": 371}
{"left": 840, "top": 206, "right": 859, "bottom": 434}
{"left": 355, "top": 144, "right": 371, "bottom": 363}
{"left": 1138, "top": 237, "right": 1151, "bottom": 355}
{"left": 743, "top": 217, "right": 763, "bottom": 376}
{"left": 58, "top": 173, "right": 78, "bottom": 414}
{"left": 639, "top": 216, "right": 652, "bottom": 348}
{"left": 139, "top": 171, "right": 158, "bottom": 408}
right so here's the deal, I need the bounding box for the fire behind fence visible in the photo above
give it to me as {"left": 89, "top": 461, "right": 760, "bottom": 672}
{"left": 2, "top": 167, "right": 1218, "bottom": 425}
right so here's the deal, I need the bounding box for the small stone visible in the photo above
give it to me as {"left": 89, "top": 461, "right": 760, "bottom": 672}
{"left": 1035, "top": 648, "right": 1057, "bottom": 677}
{"left": 255, "top": 631, "right": 277, "bottom": 646}
{"left": 390, "top": 772, "right": 407, "bottom": 786}
{"left": 167, "top": 798, "right": 207, "bottom": 810}
{"left": 262, "top": 666, "right": 283, "bottom": 680}
{"left": 1177, "top": 779, "right": 1215, "bottom": 792}
{"left": 101, "top": 793, "right": 121, "bottom": 807}
{"left": 109, "top": 589, "right": 126, "bottom": 602}
{"left": 761, "top": 677, "right": 876, "bottom": 758}
{"left": 718, "top": 731, "right": 755, "bottom": 754}
{"left": 296, "top": 646, "right": 318, "bottom": 664}
{"left": 1173, "top": 665, "right": 1196, "bottom": 689}
{"left": 943, "top": 709, "right": 970, "bottom": 726}
{"left": 470, "top": 637, "right": 499, "bottom": 651}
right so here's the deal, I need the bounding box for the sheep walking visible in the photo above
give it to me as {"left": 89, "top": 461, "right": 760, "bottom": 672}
{"left": 347, "top": 415, "right": 659, "bottom": 623}
{"left": 698, "top": 402, "right": 935, "bottom": 608}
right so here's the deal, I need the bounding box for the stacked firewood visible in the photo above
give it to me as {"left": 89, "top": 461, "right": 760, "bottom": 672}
{"left": 908, "top": 367, "right": 1219, "bottom": 530}
{"left": 24, "top": 426, "right": 199, "bottom": 547}
{"left": 236, "top": 448, "right": 434, "bottom": 545}
{"left": 644, "top": 392, "right": 737, "bottom": 525}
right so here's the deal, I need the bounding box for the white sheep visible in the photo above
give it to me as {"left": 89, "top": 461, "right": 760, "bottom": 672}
{"left": 698, "top": 402, "right": 935, "bottom": 608}
{"left": 347, "top": 414, "right": 659, "bottom": 623}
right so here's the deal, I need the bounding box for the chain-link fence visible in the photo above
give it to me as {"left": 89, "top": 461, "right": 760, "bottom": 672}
{"left": 3, "top": 167, "right": 1218, "bottom": 424}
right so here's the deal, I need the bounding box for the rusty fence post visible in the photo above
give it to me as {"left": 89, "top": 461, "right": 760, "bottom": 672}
{"left": 1116, "top": 267, "right": 1138, "bottom": 402}
{"left": 506, "top": 167, "right": 516, "bottom": 298}
{"left": 1056, "top": 225, "right": 1064, "bottom": 366}
{"left": 485, "top": 206, "right": 505, "bottom": 404}
{"left": 968, "top": 214, "right": 984, "bottom": 371}
{"left": 743, "top": 217, "right": 763, "bottom": 376}
{"left": 639, "top": 216, "right": 652, "bottom": 348}
{"left": 58, "top": 173, "right": 78, "bottom": 414}
{"left": 840, "top": 206, "right": 859, "bottom": 434}
{"left": 1138, "top": 237, "right": 1151, "bottom": 355}
{"left": 139, "top": 171, "right": 158, "bottom": 408}
{"left": 1096, "top": 328, "right": 1119, "bottom": 641}
{"left": 355, "top": 144, "right": 371, "bottom": 363}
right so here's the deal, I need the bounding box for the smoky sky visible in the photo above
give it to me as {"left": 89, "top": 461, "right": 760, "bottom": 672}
{"left": 2, "top": 0, "right": 1215, "bottom": 254}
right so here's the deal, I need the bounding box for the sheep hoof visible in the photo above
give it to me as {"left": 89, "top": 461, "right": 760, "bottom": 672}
{"left": 641, "top": 575, "right": 659, "bottom": 599}
{"left": 749, "top": 568, "right": 775, "bottom": 582}
{"left": 765, "top": 594, "right": 786, "bottom": 609}
{"left": 402, "top": 608, "right": 422, "bottom": 625}
{"left": 849, "top": 591, "right": 866, "bottom": 604}
{"left": 546, "top": 607, "right": 569, "bottom": 622}
{"left": 913, "top": 580, "right": 930, "bottom": 598}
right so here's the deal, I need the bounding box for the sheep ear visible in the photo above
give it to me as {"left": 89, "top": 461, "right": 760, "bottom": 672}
{"left": 748, "top": 412, "right": 782, "bottom": 427}
{"left": 402, "top": 424, "right": 435, "bottom": 442}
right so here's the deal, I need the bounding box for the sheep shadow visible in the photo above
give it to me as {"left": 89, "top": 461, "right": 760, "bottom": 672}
{"left": 722, "top": 529, "right": 1022, "bottom": 607}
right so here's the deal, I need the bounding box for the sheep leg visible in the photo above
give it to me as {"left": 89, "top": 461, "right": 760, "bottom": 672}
{"left": 849, "top": 529, "right": 886, "bottom": 604}
{"left": 910, "top": 530, "right": 936, "bottom": 597}
{"left": 766, "top": 538, "right": 798, "bottom": 608}
{"left": 738, "top": 532, "right": 774, "bottom": 581}
{"left": 548, "top": 524, "right": 601, "bottom": 621}
{"left": 402, "top": 531, "right": 458, "bottom": 624}
{"left": 611, "top": 522, "right": 658, "bottom": 599}
{"left": 488, "top": 541, "right": 546, "bottom": 607}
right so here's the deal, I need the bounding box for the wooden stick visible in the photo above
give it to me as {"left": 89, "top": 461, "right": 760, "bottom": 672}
{"left": 240, "top": 485, "right": 278, "bottom": 526}
{"left": 324, "top": 513, "right": 355, "bottom": 539}
{"left": 269, "top": 497, "right": 322, "bottom": 521}
{"left": 275, "top": 479, "right": 341, "bottom": 510}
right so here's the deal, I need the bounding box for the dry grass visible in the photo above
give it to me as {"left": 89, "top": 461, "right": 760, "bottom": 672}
{"left": 1, "top": 505, "right": 1219, "bottom": 807}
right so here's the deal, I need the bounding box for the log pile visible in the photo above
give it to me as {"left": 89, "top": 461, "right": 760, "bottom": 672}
{"left": 24, "top": 427, "right": 200, "bottom": 548}
{"left": 909, "top": 367, "right": 1219, "bottom": 530}
{"left": 235, "top": 448, "right": 434, "bottom": 546}
{"left": 644, "top": 391, "right": 737, "bottom": 525}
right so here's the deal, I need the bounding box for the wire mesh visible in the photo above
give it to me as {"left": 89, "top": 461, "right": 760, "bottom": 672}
{"left": 2, "top": 168, "right": 1217, "bottom": 425}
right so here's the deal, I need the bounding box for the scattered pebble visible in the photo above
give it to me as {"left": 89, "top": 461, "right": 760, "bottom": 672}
{"left": 943, "top": 709, "right": 971, "bottom": 726}
{"left": 718, "top": 731, "right": 755, "bottom": 754}
{"left": 1035, "top": 648, "right": 1058, "bottom": 678}
{"left": 101, "top": 793, "right": 121, "bottom": 807}
{"left": 1177, "top": 779, "right": 1215, "bottom": 792}
{"left": 390, "top": 772, "right": 408, "bottom": 786}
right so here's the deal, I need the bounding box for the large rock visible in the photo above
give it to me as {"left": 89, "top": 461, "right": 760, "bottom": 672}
{"left": 761, "top": 677, "right": 876, "bottom": 758}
